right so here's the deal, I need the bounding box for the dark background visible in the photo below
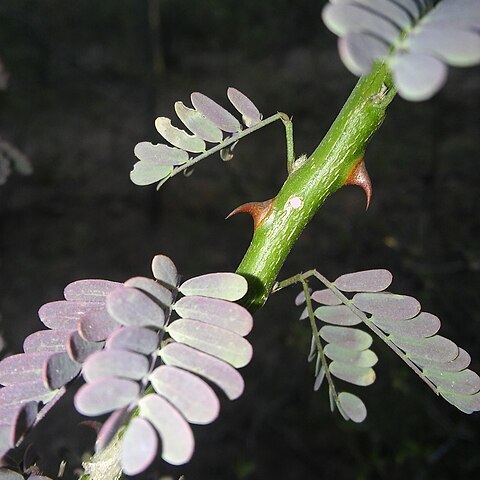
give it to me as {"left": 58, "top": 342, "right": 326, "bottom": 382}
{"left": 0, "top": 1, "right": 479, "bottom": 479}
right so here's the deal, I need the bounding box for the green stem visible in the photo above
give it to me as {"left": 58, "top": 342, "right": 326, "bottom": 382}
{"left": 237, "top": 62, "right": 396, "bottom": 310}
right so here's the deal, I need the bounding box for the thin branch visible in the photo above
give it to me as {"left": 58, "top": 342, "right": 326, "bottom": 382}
{"left": 301, "top": 279, "right": 340, "bottom": 408}
{"left": 274, "top": 269, "right": 439, "bottom": 395}
{"left": 158, "top": 112, "right": 290, "bottom": 188}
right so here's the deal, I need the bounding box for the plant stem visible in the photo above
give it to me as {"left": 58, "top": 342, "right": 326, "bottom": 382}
{"left": 237, "top": 62, "right": 396, "bottom": 310}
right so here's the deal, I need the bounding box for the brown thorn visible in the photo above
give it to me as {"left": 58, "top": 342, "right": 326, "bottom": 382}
{"left": 226, "top": 198, "right": 274, "bottom": 230}
{"left": 345, "top": 157, "right": 372, "bottom": 210}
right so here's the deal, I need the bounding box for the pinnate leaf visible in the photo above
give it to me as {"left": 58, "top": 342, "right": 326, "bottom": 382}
{"left": 173, "top": 295, "right": 252, "bottom": 336}
{"left": 23, "top": 330, "right": 72, "bottom": 354}
{"left": 64, "top": 279, "right": 122, "bottom": 302}
{"left": 159, "top": 343, "right": 244, "bottom": 400}
{"left": 338, "top": 392, "right": 367, "bottom": 423}
{"left": 121, "top": 417, "right": 158, "bottom": 476}
{"left": 38, "top": 301, "right": 104, "bottom": 330}
{"left": 227, "top": 87, "right": 262, "bottom": 127}
{"left": 10, "top": 401, "right": 37, "bottom": 446}
{"left": 179, "top": 272, "right": 248, "bottom": 301}
{"left": 105, "top": 326, "right": 159, "bottom": 355}
{"left": 334, "top": 269, "right": 392, "bottom": 293}
{"left": 150, "top": 365, "right": 220, "bottom": 424}
{"left": 82, "top": 350, "right": 149, "bottom": 382}
{"left": 167, "top": 319, "right": 252, "bottom": 368}
{"left": 439, "top": 390, "right": 480, "bottom": 415}
{"left": 155, "top": 117, "right": 206, "bottom": 153}
{"left": 409, "top": 347, "right": 471, "bottom": 372}
{"left": 134, "top": 141, "right": 188, "bottom": 166}
{"left": 0, "top": 380, "right": 55, "bottom": 407}
{"left": 96, "top": 407, "right": 130, "bottom": 452}
{"left": 151, "top": 254, "right": 178, "bottom": 288}
{"left": 106, "top": 287, "right": 165, "bottom": 328}
{"left": 130, "top": 162, "right": 173, "bottom": 186}
{"left": 174, "top": 102, "right": 223, "bottom": 143}
{"left": 124, "top": 276, "right": 173, "bottom": 307}
{"left": 371, "top": 312, "right": 440, "bottom": 337}
{"left": 0, "top": 352, "right": 51, "bottom": 386}
{"left": 43, "top": 352, "right": 81, "bottom": 389}
{"left": 311, "top": 289, "right": 341, "bottom": 305}
{"left": 352, "top": 292, "right": 421, "bottom": 320}
{"left": 314, "top": 305, "right": 361, "bottom": 326}
{"left": 67, "top": 331, "right": 104, "bottom": 363}
{"left": 78, "top": 308, "right": 119, "bottom": 342}
{"left": 74, "top": 377, "right": 140, "bottom": 416}
{"left": 191, "top": 92, "right": 241, "bottom": 133}
{"left": 423, "top": 369, "right": 480, "bottom": 396}
{"left": 319, "top": 325, "right": 373, "bottom": 351}
{"left": 391, "top": 334, "right": 459, "bottom": 363}
{"left": 139, "top": 393, "right": 194, "bottom": 465}
{"left": 329, "top": 361, "right": 376, "bottom": 386}
{"left": 324, "top": 344, "right": 378, "bottom": 367}
{"left": 391, "top": 52, "right": 448, "bottom": 102}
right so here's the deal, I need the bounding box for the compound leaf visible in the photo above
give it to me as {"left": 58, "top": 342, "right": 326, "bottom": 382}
{"left": 67, "top": 331, "right": 104, "bottom": 363}
{"left": 227, "top": 87, "right": 262, "bottom": 127}
{"left": 159, "top": 343, "right": 244, "bottom": 400}
{"left": 174, "top": 102, "right": 223, "bottom": 143}
{"left": 130, "top": 161, "right": 173, "bottom": 186}
{"left": 423, "top": 369, "right": 480, "bottom": 396}
{"left": 82, "top": 350, "right": 149, "bottom": 382}
{"left": 334, "top": 269, "right": 392, "bottom": 293}
{"left": 74, "top": 377, "right": 140, "bottom": 416}
{"left": 173, "top": 296, "right": 252, "bottom": 336}
{"left": 179, "top": 272, "right": 248, "bottom": 301}
{"left": 124, "top": 276, "right": 173, "bottom": 307}
{"left": 409, "top": 347, "right": 471, "bottom": 372}
{"left": 155, "top": 117, "right": 206, "bottom": 153}
{"left": 78, "top": 308, "right": 119, "bottom": 342}
{"left": 311, "top": 289, "right": 341, "bottom": 306}
{"left": 324, "top": 344, "right": 378, "bottom": 367}
{"left": 0, "top": 380, "right": 55, "bottom": 407}
{"left": 64, "top": 279, "right": 122, "bottom": 303}
{"left": 352, "top": 292, "right": 421, "bottom": 320}
{"left": 150, "top": 365, "right": 220, "bottom": 424}
{"left": 38, "top": 301, "right": 104, "bottom": 330}
{"left": 329, "top": 361, "right": 376, "bottom": 386}
{"left": 134, "top": 142, "right": 189, "bottom": 166}
{"left": 96, "top": 407, "right": 130, "bottom": 452}
{"left": 391, "top": 52, "right": 448, "bottom": 102}
{"left": 23, "top": 330, "right": 72, "bottom": 354}
{"left": 121, "top": 417, "right": 158, "bottom": 476}
{"left": 439, "top": 390, "right": 480, "bottom": 415}
{"left": 319, "top": 325, "right": 373, "bottom": 351}
{"left": 151, "top": 255, "right": 178, "bottom": 289}
{"left": 139, "top": 393, "right": 194, "bottom": 466}
{"left": 191, "top": 92, "right": 241, "bottom": 133}
{"left": 392, "top": 334, "right": 459, "bottom": 363}
{"left": 106, "top": 287, "right": 165, "bottom": 328}
{"left": 105, "top": 326, "right": 159, "bottom": 355}
{"left": 0, "top": 352, "right": 52, "bottom": 386}
{"left": 338, "top": 391, "right": 367, "bottom": 423}
{"left": 43, "top": 352, "right": 81, "bottom": 389}
{"left": 371, "top": 312, "right": 441, "bottom": 337}
{"left": 167, "top": 319, "right": 252, "bottom": 368}
{"left": 314, "top": 305, "right": 362, "bottom": 326}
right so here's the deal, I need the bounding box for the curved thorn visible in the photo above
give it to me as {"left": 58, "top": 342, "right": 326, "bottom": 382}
{"left": 345, "top": 157, "right": 372, "bottom": 210}
{"left": 226, "top": 198, "right": 274, "bottom": 230}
